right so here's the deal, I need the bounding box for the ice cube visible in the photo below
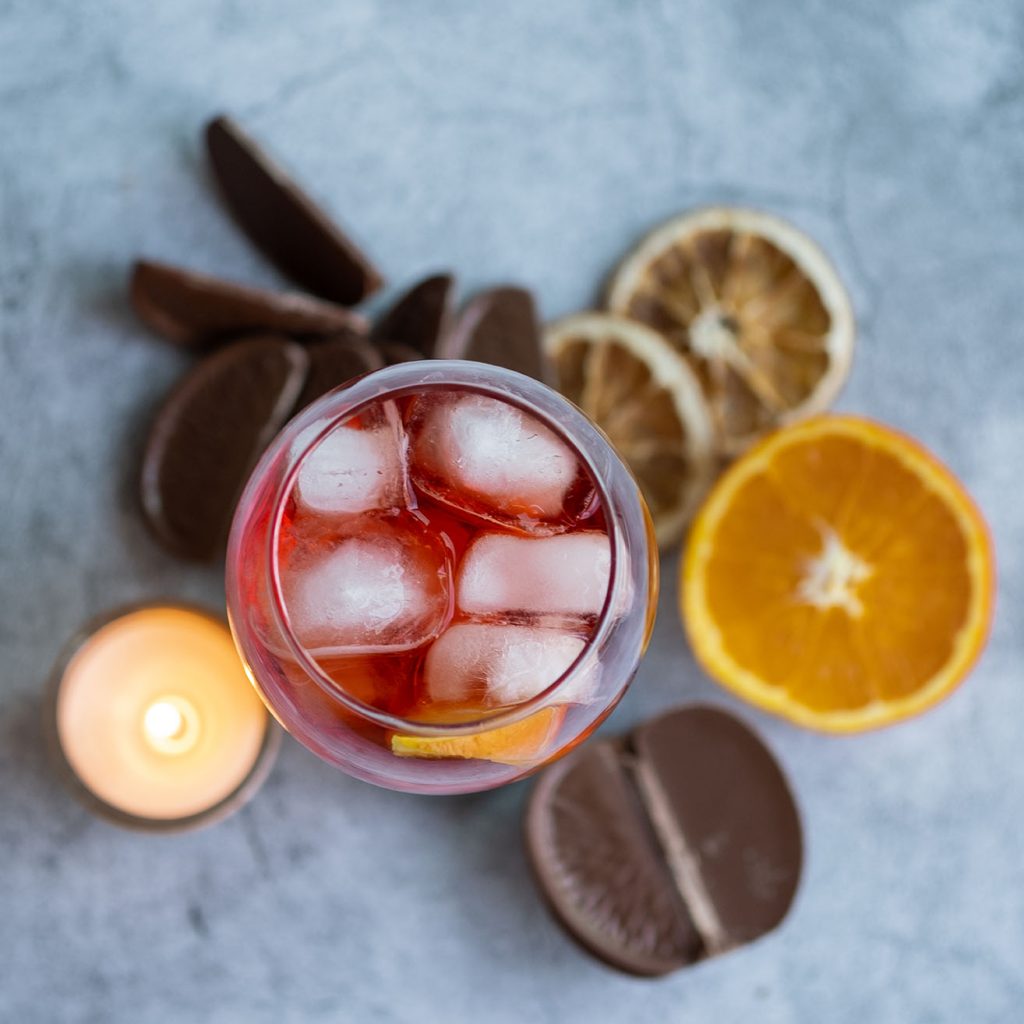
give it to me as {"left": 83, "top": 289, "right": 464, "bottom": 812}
{"left": 408, "top": 393, "right": 579, "bottom": 525}
{"left": 294, "top": 406, "right": 407, "bottom": 516}
{"left": 423, "top": 623, "right": 598, "bottom": 707}
{"left": 457, "top": 531, "right": 612, "bottom": 620}
{"left": 282, "top": 525, "right": 451, "bottom": 656}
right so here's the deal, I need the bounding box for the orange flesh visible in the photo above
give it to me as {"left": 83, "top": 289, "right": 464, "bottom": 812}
{"left": 685, "top": 417, "right": 993, "bottom": 728}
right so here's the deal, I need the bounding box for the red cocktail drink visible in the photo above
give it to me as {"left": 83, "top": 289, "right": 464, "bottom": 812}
{"left": 227, "top": 362, "right": 656, "bottom": 793}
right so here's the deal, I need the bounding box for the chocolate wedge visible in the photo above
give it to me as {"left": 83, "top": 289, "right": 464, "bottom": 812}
{"left": 525, "top": 706, "right": 802, "bottom": 976}
{"left": 141, "top": 336, "right": 309, "bottom": 560}
{"left": 131, "top": 259, "right": 365, "bottom": 349}
{"left": 378, "top": 342, "right": 423, "bottom": 366}
{"left": 296, "top": 334, "right": 384, "bottom": 410}
{"left": 206, "top": 115, "right": 382, "bottom": 306}
{"left": 372, "top": 273, "right": 455, "bottom": 358}
{"left": 437, "top": 286, "right": 551, "bottom": 383}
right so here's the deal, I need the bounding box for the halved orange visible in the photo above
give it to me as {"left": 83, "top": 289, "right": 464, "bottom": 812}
{"left": 608, "top": 207, "right": 855, "bottom": 457}
{"left": 544, "top": 313, "right": 715, "bottom": 548}
{"left": 390, "top": 707, "right": 566, "bottom": 765}
{"left": 682, "top": 416, "right": 994, "bottom": 731}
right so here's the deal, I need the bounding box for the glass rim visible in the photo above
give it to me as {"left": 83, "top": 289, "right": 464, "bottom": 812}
{"left": 261, "top": 360, "right": 635, "bottom": 738}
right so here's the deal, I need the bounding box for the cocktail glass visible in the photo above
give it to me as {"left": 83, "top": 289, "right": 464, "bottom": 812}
{"left": 226, "top": 361, "right": 657, "bottom": 794}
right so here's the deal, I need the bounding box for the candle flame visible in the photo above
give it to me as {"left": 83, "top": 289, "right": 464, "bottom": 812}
{"left": 142, "top": 695, "right": 200, "bottom": 754}
{"left": 144, "top": 700, "right": 185, "bottom": 742}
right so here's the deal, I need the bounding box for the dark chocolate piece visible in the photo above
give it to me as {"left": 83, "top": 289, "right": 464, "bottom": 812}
{"left": 206, "top": 116, "right": 382, "bottom": 306}
{"left": 141, "top": 336, "right": 309, "bottom": 560}
{"left": 131, "top": 259, "right": 365, "bottom": 349}
{"left": 631, "top": 708, "right": 802, "bottom": 951}
{"left": 371, "top": 273, "right": 454, "bottom": 357}
{"left": 526, "top": 742, "right": 702, "bottom": 977}
{"left": 524, "top": 706, "right": 802, "bottom": 977}
{"left": 437, "top": 286, "right": 552, "bottom": 384}
{"left": 379, "top": 342, "right": 423, "bottom": 366}
{"left": 296, "top": 334, "right": 384, "bottom": 410}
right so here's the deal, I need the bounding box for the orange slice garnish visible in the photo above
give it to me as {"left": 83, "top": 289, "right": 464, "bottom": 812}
{"left": 390, "top": 707, "right": 566, "bottom": 765}
{"left": 682, "top": 416, "right": 994, "bottom": 731}
{"left": 608, "top": 207, "right": 855, "bottom": 457}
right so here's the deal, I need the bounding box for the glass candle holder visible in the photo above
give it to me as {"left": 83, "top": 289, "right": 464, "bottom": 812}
{"left": 46, "top": 603, "right": 281, "bottom": 832}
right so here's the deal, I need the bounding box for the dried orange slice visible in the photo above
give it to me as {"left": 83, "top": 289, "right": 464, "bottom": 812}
{"left": 682, "top": 417, "right": 994, "bottom": 731}
{"left": 390, "top": 707, "right": 565, "bottom": 765}
{"left": 544, "top": 313, "right": 714, "bottom": 548}
{"left": 608, "top": 207, "right": 855, "bottom": 456}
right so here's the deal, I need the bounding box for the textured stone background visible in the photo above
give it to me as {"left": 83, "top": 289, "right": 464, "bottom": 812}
{"left": 1, "top": 1, "right": 1022, "bottom": 1020}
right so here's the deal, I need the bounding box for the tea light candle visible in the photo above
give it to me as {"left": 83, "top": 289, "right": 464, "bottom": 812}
{"left": 48, "top": 604, "right": 279, "bottom": 831}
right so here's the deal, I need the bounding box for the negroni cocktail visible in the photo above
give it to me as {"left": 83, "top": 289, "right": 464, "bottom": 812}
{"left": 227, "top": 362, "right": 656, "bottom": 793}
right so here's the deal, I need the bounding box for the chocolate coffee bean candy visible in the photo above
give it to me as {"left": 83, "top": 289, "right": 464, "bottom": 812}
{"left": 206, "top": 116, "right": 382, "bottom": 306}
{"left": 371, "top": 273, "right": 454, "bottom": 358}
{"left": 437, "top": 286, "right": 552, "bottom": 384}
{"left": 296, "top": 334, "right": 384, "bottom": 410}
{"left": 525, "top": 706, "right": 802, "bottom": 976}
{"left": 130, "top": 259, "right": 364, "bottom": 349}
{"left": 141, "top": 336, "right": 309, "bottom": 560}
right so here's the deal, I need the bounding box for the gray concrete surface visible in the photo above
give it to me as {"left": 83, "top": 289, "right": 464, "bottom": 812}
{"left": 2, "top": 1, "right": 1022, "bottom": 1020}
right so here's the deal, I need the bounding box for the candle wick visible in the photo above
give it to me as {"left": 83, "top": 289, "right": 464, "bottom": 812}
{"left": 142, "top": 696, "right": 200, "bottom": 754}
{"left": 145, "top": 701, "right": 183, "bottom": 741}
